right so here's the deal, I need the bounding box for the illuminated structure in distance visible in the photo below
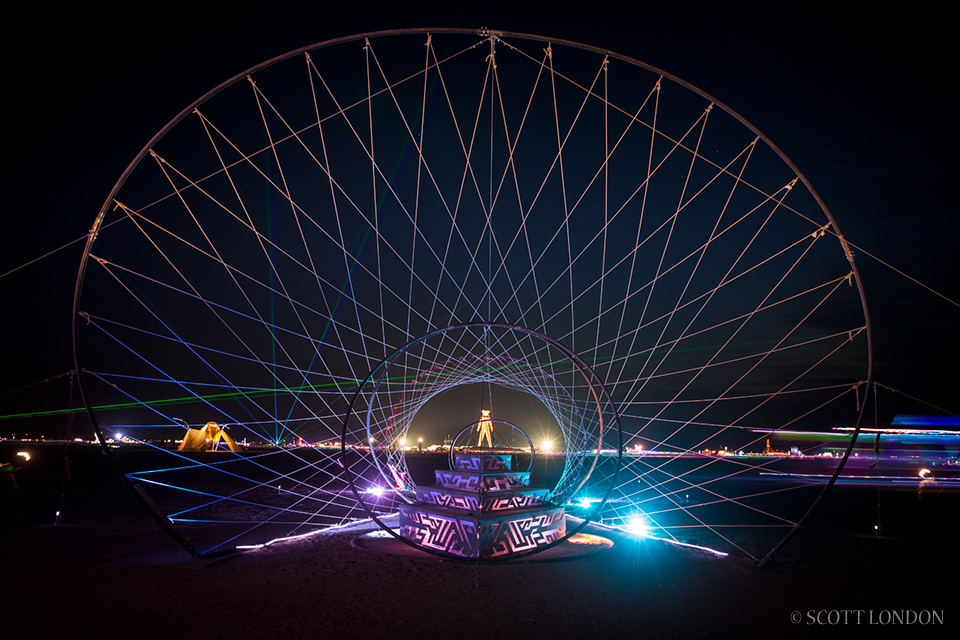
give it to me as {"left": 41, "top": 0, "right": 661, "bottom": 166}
{"left": 177, "top": 422, "right": 241, "bottom": 453}
{"left": 476, "top": 410, "right": 494, "bottom": 448}
{"left": 752, "top": 417, "right": 960, "bottom": 485}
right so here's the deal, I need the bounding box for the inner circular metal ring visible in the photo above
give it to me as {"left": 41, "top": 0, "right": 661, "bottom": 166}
{"left": 340, "top": 322, "right": 623, "bottom": 560}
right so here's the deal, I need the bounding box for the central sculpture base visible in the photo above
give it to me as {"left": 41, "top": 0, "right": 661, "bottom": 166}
{"left": 399, "top": 452, "right": 565, "bottom": 558}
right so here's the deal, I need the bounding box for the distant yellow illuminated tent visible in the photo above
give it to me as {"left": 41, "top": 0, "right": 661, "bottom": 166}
{"left": 177, "top": 422, "right": 241, "bottom": 453}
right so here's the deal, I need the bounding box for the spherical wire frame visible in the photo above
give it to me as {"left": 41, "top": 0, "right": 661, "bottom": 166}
{"left": 71, "top": 28, "right": 873, "bottom": 562}
{"left": 340, "top": 322, "right": 623, "bottom": 560}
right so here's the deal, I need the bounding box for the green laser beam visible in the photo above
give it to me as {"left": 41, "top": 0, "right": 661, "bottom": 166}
{"left": 2, "top": 326, "right": 860, "bottom": 421}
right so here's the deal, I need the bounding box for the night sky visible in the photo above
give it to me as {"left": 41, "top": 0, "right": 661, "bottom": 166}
{"left": 4, "top": 3, "right": 957, "bottom": 440}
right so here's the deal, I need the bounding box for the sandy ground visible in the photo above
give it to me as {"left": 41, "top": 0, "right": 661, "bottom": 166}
{"left": 1, "top": 470, "right": 956, "bottom": 638}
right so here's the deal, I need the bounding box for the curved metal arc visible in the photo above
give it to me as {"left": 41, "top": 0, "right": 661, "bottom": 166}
{"left": 338, "top": 342, "right": 457, "bottom": 560}
{"left": 362, "top": 351, "right": 416, "bottom": 499}
{"left": 336, "top": 323, "right": 484, "bottom": 554}
{"left": 71, "top": 208, "right": 204, "bottom": 559}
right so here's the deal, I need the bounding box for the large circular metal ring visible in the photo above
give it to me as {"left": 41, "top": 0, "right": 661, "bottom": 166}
{"left": 71, "top": 29, "right": 871, "bottom": 561}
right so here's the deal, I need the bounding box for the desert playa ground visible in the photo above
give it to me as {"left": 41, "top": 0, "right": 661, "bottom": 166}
{"left": 1, "top": 455, "right": 956, "bottom": 639}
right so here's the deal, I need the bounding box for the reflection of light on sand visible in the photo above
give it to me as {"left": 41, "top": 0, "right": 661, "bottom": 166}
{"left": 650, "top": 536, "right": 729, "bottom": 557}
{"left": 567, "top": 533, "right": 613, "bottom": 547}
{"left": 237, "top": 517, "right": 381, "bottom": 550}
{"left": 587, "top": 517, "right": 729, "bottom": 557}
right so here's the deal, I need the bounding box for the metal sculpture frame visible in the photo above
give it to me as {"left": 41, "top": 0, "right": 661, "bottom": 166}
{"left": 70, "top": 28, "right": 873, "bottom": 563}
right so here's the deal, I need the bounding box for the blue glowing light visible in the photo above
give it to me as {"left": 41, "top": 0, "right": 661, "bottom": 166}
{"left": 625, "top": 517, "right": 649, "bottom": 538}
{"left": 575, "top": 497, "right": 600, "bottom": 509}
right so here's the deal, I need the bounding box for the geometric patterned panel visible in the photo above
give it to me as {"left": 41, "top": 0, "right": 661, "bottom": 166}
{"left": 398, "top": 507, "right": 480, "bottom": 557}
{"left": 434, "top": 470, "right": 483, "bottom": 491}
{"left": 401, "top": 452, "right": 565, "bottom": 558}
{"left": 454, "top": 453, "right": 513, "bottom": 472}
{"left": 479, "top": 509, "right": 566, "bottom": 558}
{"left": 417, "top": 487, "right": 550, "bottom": 514}
{"left": 481, "top": 490, "right": 549, "bottom": 513}
{"left": 398, "top": 505, "right": 566, "bottom": 558}
{"left": 480, "top": 473, "right": 530, "bottom": 492}
{"left": 435, "top": 470, "right": 531, "bottom": 492}
{"left": 416, "top": 488, "right": 480, "bottom": 512}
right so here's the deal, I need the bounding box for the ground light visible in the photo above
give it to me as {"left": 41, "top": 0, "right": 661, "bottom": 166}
{"left": 625, "top": 517, "right": 649, "bottom": 538}
{"left": 574, "top": 497, "right": 600, "bottom": 510}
